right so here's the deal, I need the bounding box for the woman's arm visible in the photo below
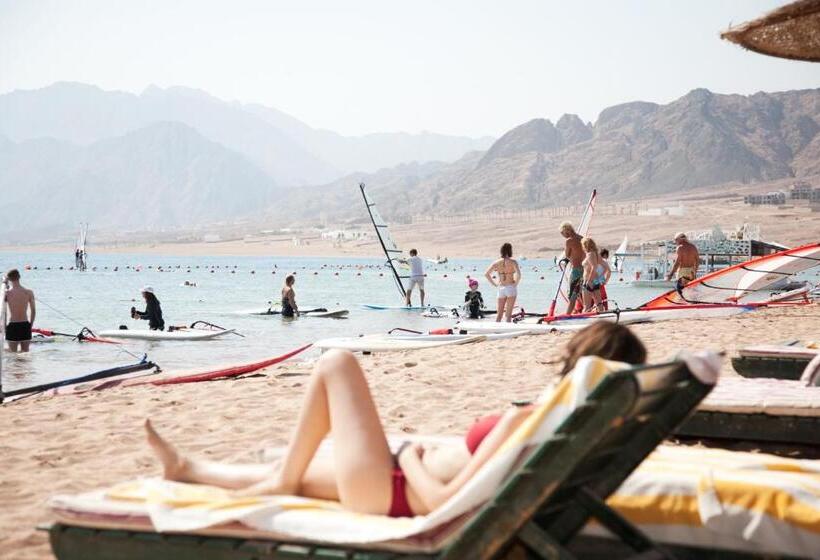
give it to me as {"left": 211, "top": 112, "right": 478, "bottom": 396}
{"left": 513, "top": 260, "right": 522, "bottom": 286}
{"left": 399, "top": 406, "right": 532, "bottom": 513}
{"left": 484, "top": 261, "right": 498, "bottom": 287}
{"left": 603, "top": 260, "right": 612, "bottom": 283}
{"left": 287, "top": 290, "right": 298, "bottom": 313}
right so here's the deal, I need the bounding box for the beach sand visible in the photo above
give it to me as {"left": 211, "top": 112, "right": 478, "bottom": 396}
{"left": 1, "top": 304, "right": 818, "bottom": 559}
{"left": 4, "top": 187, "right": 819, "bottom": 260}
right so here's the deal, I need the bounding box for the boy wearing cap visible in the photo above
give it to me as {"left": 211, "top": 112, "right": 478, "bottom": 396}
{"left": 666, "top": 233, "right": 699, "bottom": 291}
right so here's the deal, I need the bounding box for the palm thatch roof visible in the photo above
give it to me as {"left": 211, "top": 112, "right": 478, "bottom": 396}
{"left": 721, "top": 0, "right": 820, "bottom": 62}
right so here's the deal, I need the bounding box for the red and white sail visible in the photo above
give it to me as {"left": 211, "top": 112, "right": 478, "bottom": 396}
{"left": 642, "top": 242, "right": 820, "bottom": 308}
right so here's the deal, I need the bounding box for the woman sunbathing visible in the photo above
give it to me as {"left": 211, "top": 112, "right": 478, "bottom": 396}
{"left": 146, "top": 322, "right": 647, "bottom": 518}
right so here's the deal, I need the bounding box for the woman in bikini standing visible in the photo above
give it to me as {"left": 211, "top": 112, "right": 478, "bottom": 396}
{"left": 581, "top": 237, "right": 611, "bottom": 313}
{"left": 144, "top": 322, "right": 646, "bottom": 519}
{"left": 484, "top": 242, "right": 522, "bottom": 322}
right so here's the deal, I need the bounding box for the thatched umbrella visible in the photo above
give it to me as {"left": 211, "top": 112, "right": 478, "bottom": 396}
{"left": 721, "top": 0, "right": 820, "bottom": 62}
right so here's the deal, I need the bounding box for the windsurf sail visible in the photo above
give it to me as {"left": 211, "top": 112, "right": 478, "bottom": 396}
{"left": 359, "top": 183, "right": 408, "bottom": 299}
{"left": 613, "top": 235, "right": 628, "bottom": 273}
{"left": 547, "top": 189, "right": 598, "bottom": 317}
{"left": 75, "top": 223, "right": 89, "bottom": 271}
{"left": 642, "top": 242, "right": 820, "bottom": 308}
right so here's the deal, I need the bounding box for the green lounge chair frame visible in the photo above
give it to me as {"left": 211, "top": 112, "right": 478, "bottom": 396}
{"left": 48, "top": 360, "right": 713, "bottom": 560}
{"left": 731, "top": 355, "right": 808, "bottom": 380}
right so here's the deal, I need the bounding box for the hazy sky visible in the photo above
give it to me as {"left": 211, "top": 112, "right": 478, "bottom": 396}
{"left": 1, "top": 0, "right": 818, "bottom": 137}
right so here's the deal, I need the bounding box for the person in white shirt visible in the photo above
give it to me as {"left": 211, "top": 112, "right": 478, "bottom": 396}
{"left": 401, "top": 249, "right": 425, "bottom": 307}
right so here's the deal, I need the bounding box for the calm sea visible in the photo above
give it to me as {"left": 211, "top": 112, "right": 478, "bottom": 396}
{"left": 0, "top": 251, "right": 662, "bottom": 392}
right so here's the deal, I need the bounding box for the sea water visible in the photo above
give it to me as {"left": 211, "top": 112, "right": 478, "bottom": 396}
{"left": 0, "top": 251, "right": 663, "bottom": 392}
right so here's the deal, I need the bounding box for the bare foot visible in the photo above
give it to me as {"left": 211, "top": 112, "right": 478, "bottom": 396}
{"left": 145, "top": 419, "right": 188, "bottom": 481}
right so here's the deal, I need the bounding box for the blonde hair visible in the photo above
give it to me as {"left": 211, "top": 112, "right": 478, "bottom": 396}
{"left": 559, "top": 222, "right": 575, "bottom": 234}
{"left": 581, "top": 237, "right": 598, "bottom": 253}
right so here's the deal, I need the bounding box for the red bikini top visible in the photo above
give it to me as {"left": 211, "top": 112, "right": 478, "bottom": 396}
{"left": 465, "top": 414, "right": 502, "bottom": 454}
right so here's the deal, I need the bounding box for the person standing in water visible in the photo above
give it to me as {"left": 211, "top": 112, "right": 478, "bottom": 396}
{"left": 559, "top": 222, "right": 584, "bottom": 315}
{"left": 132, "top": 286, "right": 165, "bottom": 331}
{"left": 484, "top": 243, "right": 521, "bottom": 322}
{"left": 666, "top": 232, "right": 699, "bottom": 291}
{"left": 281, "top": 275, "right": 298, "bottom": 318}
{"left": 400, "top": 249, "right": 425, "bottom": 307}
{"left": 3, "top": 269, "right": 36, "bottom": 353}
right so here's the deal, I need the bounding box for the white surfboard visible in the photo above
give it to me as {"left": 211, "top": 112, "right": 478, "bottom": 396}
{"left": 314, "top": 334, "right": 486, "bottom": 352}
{"left": 98, "top": 329, "right": 236, "bottom": 341}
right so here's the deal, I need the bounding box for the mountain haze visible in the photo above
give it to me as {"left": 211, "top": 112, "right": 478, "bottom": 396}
{"left": 278, "top": 87, "right": 820, "bottom": 224}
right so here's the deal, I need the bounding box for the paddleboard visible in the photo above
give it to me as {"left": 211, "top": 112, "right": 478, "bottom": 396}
{"left": 314, "top": 334, "right": 486, "bottom": 352}
{"left": 456, "top": 320, "right": 585, "bottom": 334}
{"left": 98, "top": 328, "right": 235, "bottom": 341}
{"left": 388, "top": 331, "right": 530, "bottom": 342}
{"left": 362, "top": 304, "right": 430, "bottom": 311}
{"left": 242, "top": 308, "right": 349, "bottom": 318}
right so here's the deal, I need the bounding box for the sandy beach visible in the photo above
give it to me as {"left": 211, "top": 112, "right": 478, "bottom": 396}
{"left": 0, "top": 304, "right": 817, "bottom": 559}
{"left": 3, "top": 186, "right": 819, "bottom": 260}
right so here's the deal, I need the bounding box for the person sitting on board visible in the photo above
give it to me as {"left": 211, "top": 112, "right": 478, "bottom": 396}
{"left": 484, "top": 243, "right": 521, "bottom": 322}
{"left": 144, "top": 322, "right": 646, "bottom": 519}
{"left": 464, "top": 278, "right": 485, "bottom": 319}
{"left": 281, "top": 275, "right": 298, "bottom": 318}
{"left": 559, "top": 222, "right": 585, "bottom": 314}
{"left": 3, "top": 268, "right": 36, "bottom": 353}
{"left": 666, "top": 232, "right": 699, "bottom": 292}
{"left": 580, "top": 238, "right": 611, "bottom": 313}
{"left": 399, "top": 249, "right": 425, "bottom": 307}
{"left": 131, "top": 286, "right": 165, "bottom": 331}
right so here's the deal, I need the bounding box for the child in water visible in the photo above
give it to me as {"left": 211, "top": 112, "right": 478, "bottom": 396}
{"left": 464, "top": 278, "right": 485, "bottom": 319}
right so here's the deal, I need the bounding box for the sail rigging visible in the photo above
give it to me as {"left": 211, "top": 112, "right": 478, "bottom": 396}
{"left": 359, "top": 183, "right": 408, "bottom": 299}
{"left": 641, "top": 242, "right": 820, "bottom": 308}
{"left": 547, "top": 189, "right": 598, "bottom": 317}
{"left": 75, "top": 223, "right": 89, "bottom": 271}
{"left": 613, "top": 235, "right": 628, "bottom": 273}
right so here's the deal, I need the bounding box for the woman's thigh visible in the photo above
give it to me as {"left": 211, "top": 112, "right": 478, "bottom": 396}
{"left": 320, "top": 350, "right": 394, "bottom": 513}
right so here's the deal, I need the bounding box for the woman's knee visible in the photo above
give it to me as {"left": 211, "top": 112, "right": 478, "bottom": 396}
{"left": 315, "top": 349, "right": 363, "bottom": 382}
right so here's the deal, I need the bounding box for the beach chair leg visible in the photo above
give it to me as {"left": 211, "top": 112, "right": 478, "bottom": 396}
{"left": 576, "top": 489, "right": 671, "bottom": 559}
{"left": 517, "top": 521, "right": 576, "bottom": 560}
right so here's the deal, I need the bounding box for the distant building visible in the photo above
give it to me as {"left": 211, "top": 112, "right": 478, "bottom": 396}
{"left": 790, "top": 181, "right": 814, "bottom": 200}
{"left": 743, "top": 191, "right": 786, "bottom": 205}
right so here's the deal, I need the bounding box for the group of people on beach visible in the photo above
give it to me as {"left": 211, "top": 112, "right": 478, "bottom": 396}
{"left": 396, "top": 223, "right": 700, "bottom": 323}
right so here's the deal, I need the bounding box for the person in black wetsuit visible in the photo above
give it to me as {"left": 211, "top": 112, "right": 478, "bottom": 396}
{"left": 131, "top": 286, "right": 165, "bottom": 330}
{"left": 281, "top": 275, "right": 298, "bottom": 318}
{"left": 464, "top": 278, "right": 485, "bottom": 319}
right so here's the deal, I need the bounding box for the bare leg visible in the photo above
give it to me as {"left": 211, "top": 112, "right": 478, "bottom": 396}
{"left": 592, "top": 290, "right": 603, "bottom": 313}
{"left": 503, "top": 295, "right": 517, "bottom": 322}
{"left": 20, "top": 340, "right": 30, "bottom": 352}
{"left": 146, "top": 351, "right": 393, "bottom": 513}
{"left": 7, "top": 341, "right": 19, "bottom": 353}
{"left": 420, "top": 288, "right": 425, "bottom": 307}
{"left": 405, "top": 288, "right": 412, "bottom": 306}
{"left": 495, "top": 296, "right": 507, "bottom": 322}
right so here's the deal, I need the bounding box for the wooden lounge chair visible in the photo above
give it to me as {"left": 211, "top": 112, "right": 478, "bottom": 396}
{"left": 47, "top": 358, "right": 715, "bottom": 560}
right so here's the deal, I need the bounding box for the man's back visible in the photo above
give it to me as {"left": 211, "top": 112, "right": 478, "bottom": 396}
{"left": 408, "top": 255, "right": 424, "bottom": 277}
{"left": 6, "top": 284, "right": 33, "bottom": 322}
{"left": 567, "top": 234, "right": 584, "bottom": 267}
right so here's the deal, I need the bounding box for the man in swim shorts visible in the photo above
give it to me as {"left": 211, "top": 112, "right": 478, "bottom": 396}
{"left": 666, "top": 232, "right": 700, "bottom": 291}
{"left": 560, "top": 222, "right": 585, "bottom": 314}
{"left": 3, "top": 268, "right": 36, "bottom": 353}
{"left": 401, "top": 249, "right": 426, "bottom": 307}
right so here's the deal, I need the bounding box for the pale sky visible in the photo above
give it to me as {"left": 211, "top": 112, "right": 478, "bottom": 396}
{"left": 1, "top": 0, "right": 818, "bottom": 138}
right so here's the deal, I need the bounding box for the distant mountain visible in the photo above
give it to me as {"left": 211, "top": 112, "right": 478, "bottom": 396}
{"left": 277, "top": 87, "right": 820, "bottom": 223}
{"left": 0, "top": 82, "right": 494, "bottom": 186}
{"left": 0, "top": 122, "right": 279, "bottom": 241}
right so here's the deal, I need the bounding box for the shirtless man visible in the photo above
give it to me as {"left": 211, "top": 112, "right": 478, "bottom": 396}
{"left": 666, "top": 232, "right": 699, "bottom": 291}
{"left": 559, "top": 222, "right": 584, "bottom": 314}
{"left": 484, "top": 242, "right": 521, "bottom": 322}
{"left": 3, "top": 269, "right": 36, "bottom": 353}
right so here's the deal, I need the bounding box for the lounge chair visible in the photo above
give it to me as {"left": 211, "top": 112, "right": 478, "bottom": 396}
{"left": 676, "top": 376, "right": 820, "bottom": 448}
{"left": 731, "top": 343, "right": 819, "bottom": 380}
{"left": 47, "top": 355, "right": 717, "bottom": 560}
